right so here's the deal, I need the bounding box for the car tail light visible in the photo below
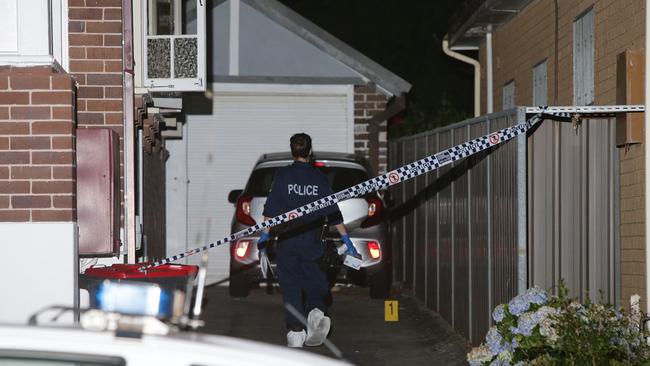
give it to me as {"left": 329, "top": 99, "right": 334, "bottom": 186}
{"left": 361, "top": 195, "right": 383, "bottom": 228}
{"left": 236, "top": 194, "right": 256, "bottom": 226}
{"left": 234, "top": 240, "right": 251, "bottom": 258}
{"left": 312, "top": 161, "right": 326, "bottom": 167}
{"left": 367, "top": 241, "right": 381, "bottom": 259}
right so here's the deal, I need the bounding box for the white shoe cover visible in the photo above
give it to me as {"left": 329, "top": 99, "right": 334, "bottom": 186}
{"left": 305, "top": 308, "right": 331, "bottom": 346}
{"left": 287, "top": 330, "right": 306, "bottom": 348}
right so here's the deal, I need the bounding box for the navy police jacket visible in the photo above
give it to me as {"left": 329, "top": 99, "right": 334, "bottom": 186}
{"left": 263, "top": 161, "right": 343, "bottom": 255}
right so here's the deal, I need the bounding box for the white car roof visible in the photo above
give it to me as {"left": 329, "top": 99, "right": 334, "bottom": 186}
{"left": 0, "top": 324, "right": 352, "bottom": 366}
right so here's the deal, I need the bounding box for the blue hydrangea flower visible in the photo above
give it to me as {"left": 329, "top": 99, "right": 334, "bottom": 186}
{"left": 525, "top": 286, "right": 547, "bottom": 305}
{"left": 508, "top": 294, "right": 530, "bottom": 316}
{"left": 512, "top": 312, "right": 538, "bottom": 336}
{"left": 492, "top": 304, "right": 506, "bottom": 323}
{"left": 486, "top": 327, "right": 508, "bottom": 355}
{"left": 510, "top": 337, "right": 519, "bottom": 350}
{"left": 489, "top": 359, "right": 510, "bottom": 366}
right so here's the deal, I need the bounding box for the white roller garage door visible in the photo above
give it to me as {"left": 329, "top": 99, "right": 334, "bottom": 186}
{"left": 167, "top": 84, "right": 353, "bottom": 284}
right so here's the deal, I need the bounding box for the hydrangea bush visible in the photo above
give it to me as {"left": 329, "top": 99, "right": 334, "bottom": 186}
{"left": 468, "top": 282, "right": 650, "bottom": 365}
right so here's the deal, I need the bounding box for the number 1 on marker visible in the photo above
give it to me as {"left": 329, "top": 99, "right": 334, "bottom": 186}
{"left": 384, "top": 300, "right": 398, "bottom": 322}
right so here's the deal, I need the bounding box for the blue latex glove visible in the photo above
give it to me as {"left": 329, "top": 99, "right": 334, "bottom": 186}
{"left": 257, "top": 231, "right": 270, "bottom": 252}
{"left": 257, "top": 231, "right": 273, "bottom": 279}
{"left": 341, "top": 234, "right": 359, "bottom": 256}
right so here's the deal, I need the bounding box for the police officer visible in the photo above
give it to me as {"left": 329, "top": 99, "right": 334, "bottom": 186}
{"left": 257, "top": 133, "right": 358, "bottom": 348}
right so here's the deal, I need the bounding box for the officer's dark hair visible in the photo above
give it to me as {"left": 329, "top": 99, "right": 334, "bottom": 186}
{"left": 290, "top": 133, "right": 312, "bottom": 159}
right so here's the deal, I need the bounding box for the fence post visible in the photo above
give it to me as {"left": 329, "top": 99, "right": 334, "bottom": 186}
{"left": 517, "top": 107, "right": 528, "bottom": 294}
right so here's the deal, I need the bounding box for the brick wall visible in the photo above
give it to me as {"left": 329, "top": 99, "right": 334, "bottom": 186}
{"left": 68, "top": 0, "right": 124, "bottom": 207}
{"left": 354, "top": 85, "right": 389, "bottom": 174}
{"left": 0, "top": 67, "right": 76, "bottom": 222}
{"left": 479, "top": 0, "right": 644, "bottom": 111}
{"left": 620, "top": 144, "right": 646, "bottom": 308}
{"left": 477, "top": 0, "right": 646, "bottom": 306}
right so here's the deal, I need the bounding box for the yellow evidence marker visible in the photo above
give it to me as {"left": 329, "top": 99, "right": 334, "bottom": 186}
{"left": 384, "top": 300, "right": 399, "bottom": 322}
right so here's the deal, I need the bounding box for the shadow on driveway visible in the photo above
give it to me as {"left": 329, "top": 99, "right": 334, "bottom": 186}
{"left": 200, "top": 285, "right": 469, "bottom": 366}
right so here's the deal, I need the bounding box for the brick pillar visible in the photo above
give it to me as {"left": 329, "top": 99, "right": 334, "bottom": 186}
{"left": 68, "top": 0, "right": 125, "bottom": 208}
{"left": 354, "top": 85, "right": 389, "bottom": 174}
{"left": 0, "top": 68, "right": 76, "bottom": 222}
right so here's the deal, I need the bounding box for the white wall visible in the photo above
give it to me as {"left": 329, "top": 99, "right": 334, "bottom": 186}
{"left": 0, "top": 222, "right": 78, "bottom": 324}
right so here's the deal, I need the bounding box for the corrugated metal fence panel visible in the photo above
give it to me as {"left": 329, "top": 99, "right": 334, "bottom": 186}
{"left": 528, "top": 117, "right": 618, "bottom": 304}
{"left": 389, "top": 110, "right": 524, "bottom": 344}
{"left": 389, "top": 140, "right": 404, "bottom": 283}
{"left": 559, "top": 121, "right": 584, "bottom": 298}
{"left": 529, "top": 121, "right": 555, "bottom": 291}
{"left": 415, "top": 137, "right": 428, "bottom": 299}
{"left": 404, "top": 139, "right": 416, "bottom": 287}
{"left": 390, "top": 109, "right": 620, "bottom": 345}
{"left": 490, "top": 114, "right": 520, "bottom": 307}
{"left": 469, "top": 121, "right": 490, "bottom": 344}
{"left": 437, "top": 129, "right": 454, "bottom": 323}
{"left": 426, "top": 133, "right": 439, "bottom": 311}
{"left": 453, "top": 126, "right": 471, "bottom": 338}
{"left": 587, "top": 120, "right": 615, "bottom": 303}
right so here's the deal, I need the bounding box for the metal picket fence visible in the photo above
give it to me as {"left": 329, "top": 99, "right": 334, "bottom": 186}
{"left": 388, "top": 107, "right": 620, "bottom": 345}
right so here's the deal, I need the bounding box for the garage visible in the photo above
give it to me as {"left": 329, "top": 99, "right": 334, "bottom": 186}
{"left": 167, "top": 84, "right": 354, "bottom": 282}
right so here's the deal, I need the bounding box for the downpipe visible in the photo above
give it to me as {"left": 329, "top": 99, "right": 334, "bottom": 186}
{"left": 643, "top": 1, "right": 650, "bottom": 314}
{"left": 442, "top": 39, "right": 480, "bottom": 117}
{"left": 123, "top": 0, "right": 136, "bottom": 263}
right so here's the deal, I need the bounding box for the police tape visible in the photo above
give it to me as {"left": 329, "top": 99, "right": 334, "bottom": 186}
{"left": 142, "top": 105, "right": 644, "bottom": 270}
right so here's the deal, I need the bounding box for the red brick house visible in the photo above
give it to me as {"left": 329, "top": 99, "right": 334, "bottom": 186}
{"left": 0, "top": 0, "right": 410, "bottom": 320}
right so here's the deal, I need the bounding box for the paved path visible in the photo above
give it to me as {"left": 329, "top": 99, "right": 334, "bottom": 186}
{"left": 200, "top": 285, "right": 469, "bottom": 366}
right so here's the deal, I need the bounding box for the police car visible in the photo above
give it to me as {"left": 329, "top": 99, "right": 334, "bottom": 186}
{"left": 0, "top": 277, "right": 352, "bottom": 366}
{"left": 227, "top": 152, "right": 391, "bottom": 299}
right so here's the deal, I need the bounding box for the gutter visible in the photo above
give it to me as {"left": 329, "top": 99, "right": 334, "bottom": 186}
{"left": 442, "top": 39, "right": 480, "bottom": 117}
{"left": 123, "top": 0, "right": 136, "bottom": 263}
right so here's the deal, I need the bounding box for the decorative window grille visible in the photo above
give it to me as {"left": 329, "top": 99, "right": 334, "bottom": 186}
{"left": 573, "top": 9, "right": 594, "bottom": 106}
{"left": 144, "top": 0, "right": 206, "bottom": 91}
{"left": 533, "top": 60, "right": 548, "bottom": 107}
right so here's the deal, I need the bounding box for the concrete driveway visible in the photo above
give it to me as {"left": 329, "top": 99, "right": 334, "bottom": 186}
{"left": 199, "top": 285, "right": 469, "bottom": 366}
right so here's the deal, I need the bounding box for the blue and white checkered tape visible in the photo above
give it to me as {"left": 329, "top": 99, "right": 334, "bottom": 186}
{"left": 142, "top": 105, "right": 643, "bottom": 270}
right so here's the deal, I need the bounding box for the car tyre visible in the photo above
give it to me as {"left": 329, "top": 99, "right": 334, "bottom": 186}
{"left": 368, "top": 267, "right": 390, "bottom": 299}
{"left": 229, "top": 270, "right": 251, "bottom": 298}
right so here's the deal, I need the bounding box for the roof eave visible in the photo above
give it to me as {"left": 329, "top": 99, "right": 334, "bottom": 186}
{"left": 242, "top": 0, "right": 412, "bottom": 96}
{"left": 447, "top": 0, "right": 535, "bottom": 49}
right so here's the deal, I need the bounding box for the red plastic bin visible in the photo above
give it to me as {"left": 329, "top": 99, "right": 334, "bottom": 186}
{"left": 80, "top": 263, "right": 198, "bottom": 293}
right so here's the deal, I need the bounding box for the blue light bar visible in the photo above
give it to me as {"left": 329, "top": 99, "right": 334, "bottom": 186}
{"left": 94, "top": 280, "right": 173, "bottom": 318}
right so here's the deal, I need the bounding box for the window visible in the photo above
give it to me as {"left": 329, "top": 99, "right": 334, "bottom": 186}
{"left": 502, "top": 80, "right": 516, "bottom": 110}
{"left": 144, "top": 0, "right": 206, "bottom": 91}
{"left": 0, "top": 0, "right": 68, "bottom": 68}
{"left": 573, "top": 9, "right": 594, "bottom": 105}
{"left": 532, "top": 60, "right": 548, "bottom": 106}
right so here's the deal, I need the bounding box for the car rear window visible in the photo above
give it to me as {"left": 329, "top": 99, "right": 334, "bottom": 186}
{"left": 245, "top": 165, "right": 369, "bottom": 197}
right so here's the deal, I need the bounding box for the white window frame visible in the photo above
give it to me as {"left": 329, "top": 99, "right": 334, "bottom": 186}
{"left": 142, "top": 0, "right": 206, "bottom": 91}
{"left": 532, "top": 60, "right": 548, "bottom": 106}
{"left": 573, "top": 8, "right": 595, "bottom": 106}
{"left": 502, "top": 80, "right": 516, "bottom": 110}
{"left": 0, "top": 0, "right": 68, "bottom": 69}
